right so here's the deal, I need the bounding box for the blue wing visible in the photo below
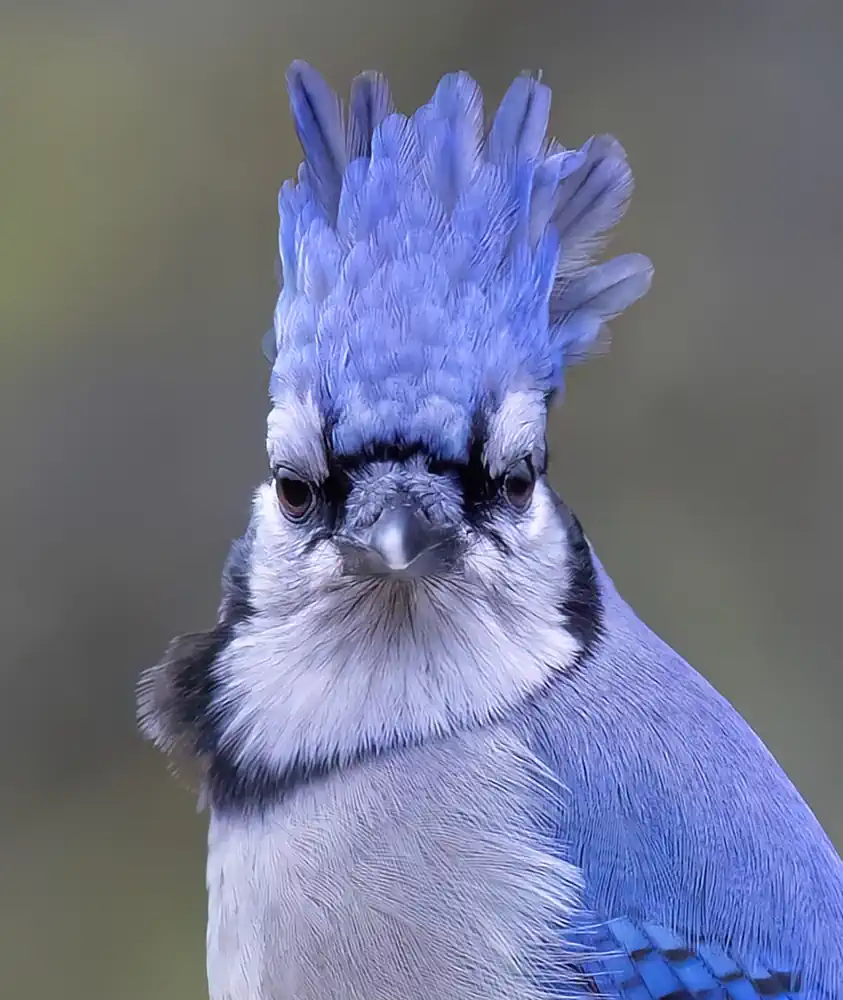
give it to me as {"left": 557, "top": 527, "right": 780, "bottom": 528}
{"left": 573, "top": 917, "right": 806, "bottom": 1000}
{"left": 512, "top": 543, "right": 843, "bottom": 1000}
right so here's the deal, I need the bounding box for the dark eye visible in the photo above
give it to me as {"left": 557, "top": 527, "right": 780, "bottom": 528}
{"left": 275, "top": 473, "right": 317, "bottom": 520}
{"left": 503, "top": 459, "right": 536, "bottom": 511}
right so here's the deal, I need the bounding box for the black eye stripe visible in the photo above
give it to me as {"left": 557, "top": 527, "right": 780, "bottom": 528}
{"left": 301, "top": 428, "right": 540, "bottom": 520}
{"left": 332, "top": 442, "right": 427, "bottom": 470}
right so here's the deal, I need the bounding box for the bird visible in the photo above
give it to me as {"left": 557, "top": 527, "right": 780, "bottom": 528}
{"left": 137, "top": 62, "right": 843, "bottom": 1000}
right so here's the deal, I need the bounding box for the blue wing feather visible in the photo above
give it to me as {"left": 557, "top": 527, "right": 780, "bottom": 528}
{"left": 575, "top": 918, "right": 808, "bottom": 1000}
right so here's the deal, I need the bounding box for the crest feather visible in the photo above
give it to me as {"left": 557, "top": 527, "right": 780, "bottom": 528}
{"left": 268, "top": 63, "right": 653, "bottom": 459}
{"left": 347, "top": 70, "right": 395, "bottom": 162}
{"left": 550, "top": 134, "right": 635, "bottom": 270}
{"left": 487, "top": 71, "right": 551, "bottom": 166}
{"left": 286, "top": 61, "right": 348, "bottom": 224}
{"left": 425, "top": 72, "right": 485, "bottom": 210}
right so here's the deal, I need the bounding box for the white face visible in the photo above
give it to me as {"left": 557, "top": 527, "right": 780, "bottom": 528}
{"left": 208, "top": 391, "right": 584, "bottom": 781}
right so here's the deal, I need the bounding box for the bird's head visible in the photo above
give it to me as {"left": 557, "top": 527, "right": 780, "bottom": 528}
{"left": 138, "top": 63, "right": 652, "bottom": 808}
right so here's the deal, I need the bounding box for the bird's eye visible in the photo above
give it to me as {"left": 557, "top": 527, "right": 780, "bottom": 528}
{"left": 275, "top": 473, "right": 317, "bottom": 520}
{"left": 503, "top": 459, "right": 536, "bottom": 511}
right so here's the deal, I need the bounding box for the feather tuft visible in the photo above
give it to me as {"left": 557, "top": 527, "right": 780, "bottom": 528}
{"left": 551, "top": 253, "right": 654, "bottom": 364}
{"left": 285, "top": 61, "right": 348, "bottom": 224}
{"left": 487, "top": 72, "right": 552, "bottom": 166}
{"left": 347, "top": 70, "right": 395, "bottom": 162}
{"left": 271, "top": 64, "right": 653, "bottom": 458}
{"left": 550, "top": 134, "right": 635, "bottom": 272}
{"left": 425, "top": 71, "right": 485, "bottom": 210}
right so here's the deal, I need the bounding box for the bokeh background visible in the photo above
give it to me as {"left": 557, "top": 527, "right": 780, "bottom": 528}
{"left": 2, "top": 1, "right": 842, "bottom": 997}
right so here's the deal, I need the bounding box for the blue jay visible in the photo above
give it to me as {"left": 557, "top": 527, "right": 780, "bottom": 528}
{"left": 138, "top": 63, "right": 843, "bottom": 1000}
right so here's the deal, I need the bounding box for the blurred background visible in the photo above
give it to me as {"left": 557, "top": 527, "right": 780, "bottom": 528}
{"left": 2, "top": 1, "right": 842, "bottom": 996}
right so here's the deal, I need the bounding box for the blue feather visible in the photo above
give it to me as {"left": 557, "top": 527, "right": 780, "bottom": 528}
{"left": 529, "top": 149, "right": 589, "bottom": 248}
{"left": 346, "top": 70, "right": 394, "bottom": 162}
{"left": 553, "top": 253, "right": 654, "bottom": 362}
{"left": 261, "top": 326, "right": 277, "bottom": 364}
{"left": 487, "top": 71, "right": 551, "bottom": 165}
{"left": 551, "top": 134, "right": 635, "bottom": 263}
{"left": 516, "top": 555, "right": 843, "bottom": 999}
{"left": 424, "top": 72, "right": 485, "bottom": 211}
{"left": 285, "top": 60, "right": 348, "bottom": 224}
{"left": 578, "top": 917, "right": 804, "bottom": 999}
{"left": 271, "top": 64, "right": 652, "bottom": 459}
{"left": 230, "top": 63, "right": 843, "bottom": 999}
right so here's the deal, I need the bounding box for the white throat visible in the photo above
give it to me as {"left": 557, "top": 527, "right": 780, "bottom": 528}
{"left": 213, "top": 484, "right": 580, "bottom": 778}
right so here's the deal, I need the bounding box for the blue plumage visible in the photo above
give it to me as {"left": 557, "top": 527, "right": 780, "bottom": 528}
{"left": 269, "top": 64, "right": 652, "bottom": 460}
{"left": 140, "top": 62, "right": 843, "bottom": 1000}
{"left": 516, "top": 556, "right": 843, "bottom": 999}
{"left": 261, "top": 67, "right": 843, "bottom": 1000}
{"left": 584, "top": 917, "right": 801, "bottom": 1000}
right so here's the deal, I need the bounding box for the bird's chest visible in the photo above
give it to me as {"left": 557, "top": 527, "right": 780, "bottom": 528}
{"left": 205, "top": 729, "right": 582, "bottom": 1000}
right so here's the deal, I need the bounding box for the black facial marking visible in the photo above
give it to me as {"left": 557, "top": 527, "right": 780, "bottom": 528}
{"left": 328, "top": 429, "right": 506, "bottom": 533}
{"left": 139, "top": 520, "right": 388, "bottom": 814}
{"left": 484, "top": 526, "right": 513, "bottom": 556}
{"left": 209, "top": 743, "right": 381, "bottom": 817}
{"left": 138, "top": 532, "right": 255, "bottom": 775}
{"left": 147, "top": 450, "right": 604, "bottom": 817}
{"left": 221, "top": 533, "right": 255, "bottom": 622}
{"left": 552, "top": 496, "right": 603, "bottom": 658}
{"left": 453, "top": 431, "right": 493, "bottom": 516}
{"left": 333, "top": 441, "right": 428, "bottom": 471}
{"left": 322, "top": 406, "right": 544, "bottom": 529}
{"left": 321, "top": 463, "right": 351, "bottom": 512}
{"left": 206, "top": 497, "right": 603, "bottom": 816}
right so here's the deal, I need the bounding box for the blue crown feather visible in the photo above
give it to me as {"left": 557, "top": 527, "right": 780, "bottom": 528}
{"left": 266, "top": 61, "right": 653, "bottom": 461}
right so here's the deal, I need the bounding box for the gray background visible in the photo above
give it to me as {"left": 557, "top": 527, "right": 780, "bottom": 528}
{"left": 2, "top": 2, "right": 841, "bottom": 997}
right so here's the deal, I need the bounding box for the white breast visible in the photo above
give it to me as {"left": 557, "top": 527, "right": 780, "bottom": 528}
{"left": 206, "top": 726, "right": 582, "bottom": 1000}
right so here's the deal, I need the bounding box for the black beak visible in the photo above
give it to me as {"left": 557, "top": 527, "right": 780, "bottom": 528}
{"left": 338, "top": 499, "right": 458, "bottom": 579}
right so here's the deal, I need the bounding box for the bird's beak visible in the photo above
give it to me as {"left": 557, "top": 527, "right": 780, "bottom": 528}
{"left": 337, "top": 499, "right": 458, "bottom": 579}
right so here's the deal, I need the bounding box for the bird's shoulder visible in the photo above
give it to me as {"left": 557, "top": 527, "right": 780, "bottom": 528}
{"left": 514, "top": 560, "right": 843, "bottom": 1000}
